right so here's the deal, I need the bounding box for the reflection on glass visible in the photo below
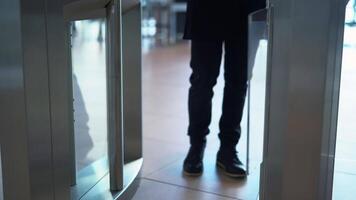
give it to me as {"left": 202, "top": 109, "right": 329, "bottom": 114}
{"left": 72, "top": 19, "right": 107, "bottom": 171}
{"left": 247, "top": 40, "right": 268, "bottom": 170}
{"left": 0, "top": 148, "right": 3, "bottom": 200}
{"left": 71, "top": 18, "right": 108, "bottom": 197}
{"left": 244, "top": 9, "right": 268, "bottom": 173}
{"left": 333, "top": 1, "right": 356, "bottom": 199}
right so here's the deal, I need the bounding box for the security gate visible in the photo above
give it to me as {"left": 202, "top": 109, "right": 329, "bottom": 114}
{"left": 0, "top": 0, "right": 142, "bottom": 199}
{"left": 0, "top": 0, "right": 351, "bottom": 199}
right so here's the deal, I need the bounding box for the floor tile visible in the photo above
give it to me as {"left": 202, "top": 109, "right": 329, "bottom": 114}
{"left": 146, "top": 151, "right": 260, "bottom": 200}
{"left": 141, "top": 138, "right": 187, "bottom": 176}
{"left": 132, "top": 179, "right": 237, "bottom": 200}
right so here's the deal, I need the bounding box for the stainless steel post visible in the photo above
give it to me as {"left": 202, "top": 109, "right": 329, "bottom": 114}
{"left": 107, "top": 0, "right": 124, "bottom": 191}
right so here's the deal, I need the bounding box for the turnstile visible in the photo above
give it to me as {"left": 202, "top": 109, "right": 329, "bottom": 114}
{"left": 0, "top": 0, "right": 143, "bottom": 199}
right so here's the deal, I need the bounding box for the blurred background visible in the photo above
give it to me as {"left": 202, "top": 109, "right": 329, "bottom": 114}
{"left": 141, "top": 0, "right": 188, "bottom": 49}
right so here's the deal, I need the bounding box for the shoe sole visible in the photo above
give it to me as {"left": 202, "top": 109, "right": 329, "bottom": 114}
{"left": 216, "top": 161, "right": 247, "bottom": 178}
{"left": 183, "top": 170, "right": 203, "bottom": 177}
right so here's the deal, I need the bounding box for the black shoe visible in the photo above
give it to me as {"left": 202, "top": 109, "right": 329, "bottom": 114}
{"left": 183, "top": 144, "right": 206, "bottom": 176}
{"left": 216, "top": 150, "right": 246, "bottom": 178}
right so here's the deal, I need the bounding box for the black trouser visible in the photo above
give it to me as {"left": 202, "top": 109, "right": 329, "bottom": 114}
{"left": 187, "top": 39, "right": 248, "bottom": 149}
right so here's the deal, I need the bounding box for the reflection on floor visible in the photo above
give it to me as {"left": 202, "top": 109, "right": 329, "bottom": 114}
{"left": 333, "top": 24, "right": 356, "bottom": 200}
{"left": 133, "top": 41, "right": 267, "bottom": 200}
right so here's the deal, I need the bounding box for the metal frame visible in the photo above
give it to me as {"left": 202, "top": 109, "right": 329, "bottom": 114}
{"left": 0, "top": 0, "right": 32, "bottom": 190}
{"left": 0, "top": 0, "right": 72, "bottom": 199}
{"left": 68, "top": 21, "right": 77, "bottom": 187}
{"left": 260, "top": 0, "right": 348, "bottom": 199}
{"left": 106, "top": 0, "right": 125, "bottom": 191}
{"left": 47, "top": 0, "right": 74, "bottom": 198}
{"left": 122, "top": 2, "right": 143, "bottom": 164}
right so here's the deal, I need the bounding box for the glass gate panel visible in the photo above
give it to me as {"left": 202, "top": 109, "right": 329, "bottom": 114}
{"left": 246, "top": 9, "right": 268, "bottom": 174}
{"left": 70, "top": 18, "right": 109, "bottom": 199}
{"left": 72, "top": 19, "right": 108, "bottom": 172}
{"left": 63, "top": 0, "right": 143, "bottom": 199}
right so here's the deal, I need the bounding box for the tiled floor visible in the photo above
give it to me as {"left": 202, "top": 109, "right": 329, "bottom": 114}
{"left": 133, "top": 179, "right": 235, "bottom": 200}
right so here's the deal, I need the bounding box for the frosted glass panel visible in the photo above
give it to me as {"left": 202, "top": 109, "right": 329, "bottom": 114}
{"left": 245, "top": 9, "right": 268, "bottom": 172}
{"left": 71, "top": 19, "right": 108, "bottom": 171}
{"left": 70, "top": 19, "right": 109, "bottom": 199}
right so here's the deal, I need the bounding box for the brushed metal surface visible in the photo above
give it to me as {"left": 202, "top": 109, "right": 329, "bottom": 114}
{"left": 107, "top": 0, "right": 125, "bottom": 191}
{"left": 63, "top": 0, "right": 139, "bottom": 21}
{"left": 122, "top": 4, "right": 143, "bottom": 164}
{"left": 21, "top": 0, "right": 56, "bottom": 198}
{"left": 63, "top": 0, "right": 139, "bottom": 12}
{"left": 260, "top": 0, "right": 348, "bottom": 200}
{"left": 0, "top": 0, "right": 31, "bottom": 199}
{"left": 46, "top": 0, "right": 73, "bottom": 198}
{"left": 122, "top": 0, "right": 140, "bottom": 13}
{"left": 63, "top": 0, "right": 110, "bottom": 21}
{"left": 0, "top": 0, "right": 61, "bottom": 199}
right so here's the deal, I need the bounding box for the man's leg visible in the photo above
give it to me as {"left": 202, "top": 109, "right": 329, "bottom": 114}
{"left": 217, "top": 37, "right": 248, "bottom": 177}
{"left": 184, "top": 40, "right": 223, "bottom": 175}
{"left": 188, "top": 40, "right": 223, "bottom": 143}
{"left": 218, "top": 41, "right": 248, "bottom": 148}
